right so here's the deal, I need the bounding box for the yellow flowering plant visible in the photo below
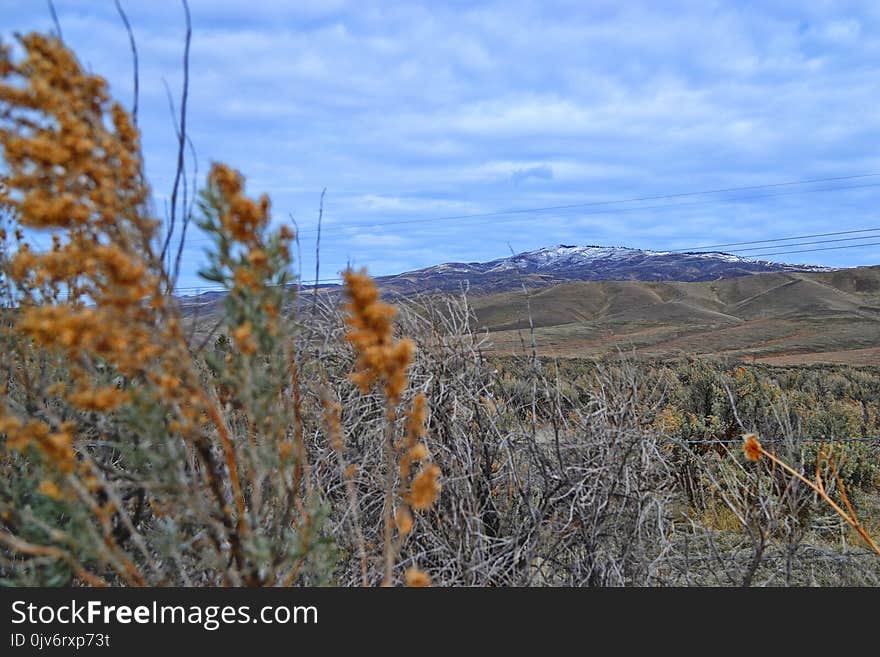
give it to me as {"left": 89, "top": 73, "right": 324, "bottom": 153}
{"left": 0, "top": 34, "right": 335, "bottom": 586}
{"left": 0, "top": 32, "right": 439, "bottom": 586}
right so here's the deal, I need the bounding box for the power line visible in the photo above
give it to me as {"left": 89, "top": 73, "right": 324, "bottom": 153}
{"left": 99, "top": 223, "right": 880, "bottom": 292}
{"left": 705, "top": 233, "right": 880, "bottom": 255}
{"left": 19, "top": 226, "right": 880, "bottom": 296}
{"left": 748, "top": 240, "right": 880, "bottom": 258}
{"left": 292, "top": 173, "right": 880, "bottom": 235}
{"left": 176, "top": 175, "right": 880, "bottom": 246}
{"left": 15, "top": 173, "right": 880, "bottom": 258}
{"left": 672, "top": 226, "right": 880, "bottom": 252}
{"left": 300, "top": 173, "right": 880, "bottom": 228}
{"left": 85, "top": 234, "right": 880, "bottom": 295}
{"left": 14, "top": 172, "right": 880, "bottom": 290}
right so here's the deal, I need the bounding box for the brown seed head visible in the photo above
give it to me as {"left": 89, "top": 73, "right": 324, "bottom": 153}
{"left": 404, "top": 567, "right": 431, "bottom": 587}
{"left": 743, "top": 433, "right": 762, "bottom": 462}
{"left": 410, "top": 463, "right": 441, "bottom": 510}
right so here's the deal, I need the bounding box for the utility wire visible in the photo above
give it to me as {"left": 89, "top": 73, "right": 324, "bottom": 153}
{"left": 176, "top": 175, "right": 880, "bottom": 246}
{"left": 702, "top": 233, "right": 880, "bottom": 255}
{"left": 128, "top": 236, "right": 880, "bottom": 294}
{"left": 672, "top": 226, "right": 880, "bottom": 252}
{"left": 293, "top": 178, "right": 880, "bottom": 236}
{"left": 24, "top": 231, "right": 880, "bottom": 296}
{"left": 748, "top": 240, "right": 880, "bottom": 258}
{"left": 17, "top": 171, "right": 880, "bottom": 291}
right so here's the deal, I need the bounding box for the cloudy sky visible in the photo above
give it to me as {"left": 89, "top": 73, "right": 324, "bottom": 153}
{"left": 4, "top": 0, "right": 880, "bottom": 289}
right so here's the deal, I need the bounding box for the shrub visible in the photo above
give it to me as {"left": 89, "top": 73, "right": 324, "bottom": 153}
{"left": 0, "top": 34, "right": 438, "bottom": 586}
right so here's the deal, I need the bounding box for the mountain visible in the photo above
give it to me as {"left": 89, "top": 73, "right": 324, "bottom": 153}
{"left": 178, "top": 241, "right": 880, "bottom": 364}
{"left": 372, "top": 245, "right": 831, "bottom": 295}
{"left": 177, "top": 244, "right": 834, "bottom": 318}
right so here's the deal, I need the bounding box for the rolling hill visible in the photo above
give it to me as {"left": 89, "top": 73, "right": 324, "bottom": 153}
{"left": 178, "top": 243, "right": 878, "bottom": 365}
{"left": 469, "top": 265, "right": 880, "bottom": 364}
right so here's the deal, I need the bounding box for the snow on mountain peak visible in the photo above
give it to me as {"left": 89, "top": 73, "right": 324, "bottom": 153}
{"left": 494, "top": 244, "right": 743, "bottom": 269}
{"left": 496, "top": 244, "right": 825, "bottom": 269}
{"left": 402, "top": 243, "right": 831, "bottom": 289}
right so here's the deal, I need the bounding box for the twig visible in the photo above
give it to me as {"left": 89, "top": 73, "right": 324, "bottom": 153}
{"left": 160, "top": 0, "right": 192, "bottom": 277}
{"left": 114, "top": 0, "right": 139, "bottom": 125}
{"left": 312, "top": 188, "right": 326, "bottom": 314}
{"left": 746, "top": 436, "right": 879, "bottom": 556}
{"left": 46, "top": 1, "right": 63, "bottom": 42}
{"left": 0, "top": 532, "right": 107, "bottom": 587}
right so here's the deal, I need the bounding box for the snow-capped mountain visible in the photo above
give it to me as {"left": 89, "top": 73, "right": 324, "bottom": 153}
{"left": 373, "top": 244, "right": 832, "bottom": 294}
{"left": 176, "top": 244, "right": 834, "bottom": 313}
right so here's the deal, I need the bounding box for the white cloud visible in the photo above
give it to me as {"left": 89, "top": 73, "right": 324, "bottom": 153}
{"left": 352, "top": 195, "right": 472, "bottom": 213}
{"left": 3, "top": 0, "right": 880, "bottom": 288}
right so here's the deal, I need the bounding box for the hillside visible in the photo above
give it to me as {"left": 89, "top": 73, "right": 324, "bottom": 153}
{"left": 178, "top": 243, "right": 832, "bottom": 312}
{"left": 177, "top": 245, "right": 879, "bottom": 365}
{"left": 470, "top": 265, "right": 880, "bottom": 364}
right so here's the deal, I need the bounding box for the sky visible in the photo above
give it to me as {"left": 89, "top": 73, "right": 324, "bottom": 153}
{"left": 3, "top": 0, "right": 880, "bottom": 290}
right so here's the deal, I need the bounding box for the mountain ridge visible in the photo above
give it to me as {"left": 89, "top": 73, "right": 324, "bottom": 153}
{"left": 372, "top": 243, "right": 833, "bottom": 295}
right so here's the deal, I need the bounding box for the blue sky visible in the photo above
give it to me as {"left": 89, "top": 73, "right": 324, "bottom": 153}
{"left": 3, "top": 0, "right": 880, "bottom": 290}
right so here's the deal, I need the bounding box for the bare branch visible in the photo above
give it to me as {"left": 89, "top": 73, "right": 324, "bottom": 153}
{"left": 312, "top": 187, "right": 326, "bottom": 313}
{"left": 114, "top": 0, "right": 139, "bottom": 125}
{"left": 46, "top": 1, "right": 63, "bottom": 42}
{"left": 160, "top": 0, "right": 192, "bottom": 280}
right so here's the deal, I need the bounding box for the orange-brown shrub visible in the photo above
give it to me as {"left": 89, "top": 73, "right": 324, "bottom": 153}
{"left": 0, "top": 33, "right": 438, "bottom": 586}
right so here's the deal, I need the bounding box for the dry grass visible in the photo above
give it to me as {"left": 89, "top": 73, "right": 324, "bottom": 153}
{"left": 469, "top": 270, "right": 880, "bottom": 363}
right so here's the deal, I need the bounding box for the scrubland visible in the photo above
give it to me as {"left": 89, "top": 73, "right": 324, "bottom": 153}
{"left": 0, "top": 34, "right": 877, "bottom": 586}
